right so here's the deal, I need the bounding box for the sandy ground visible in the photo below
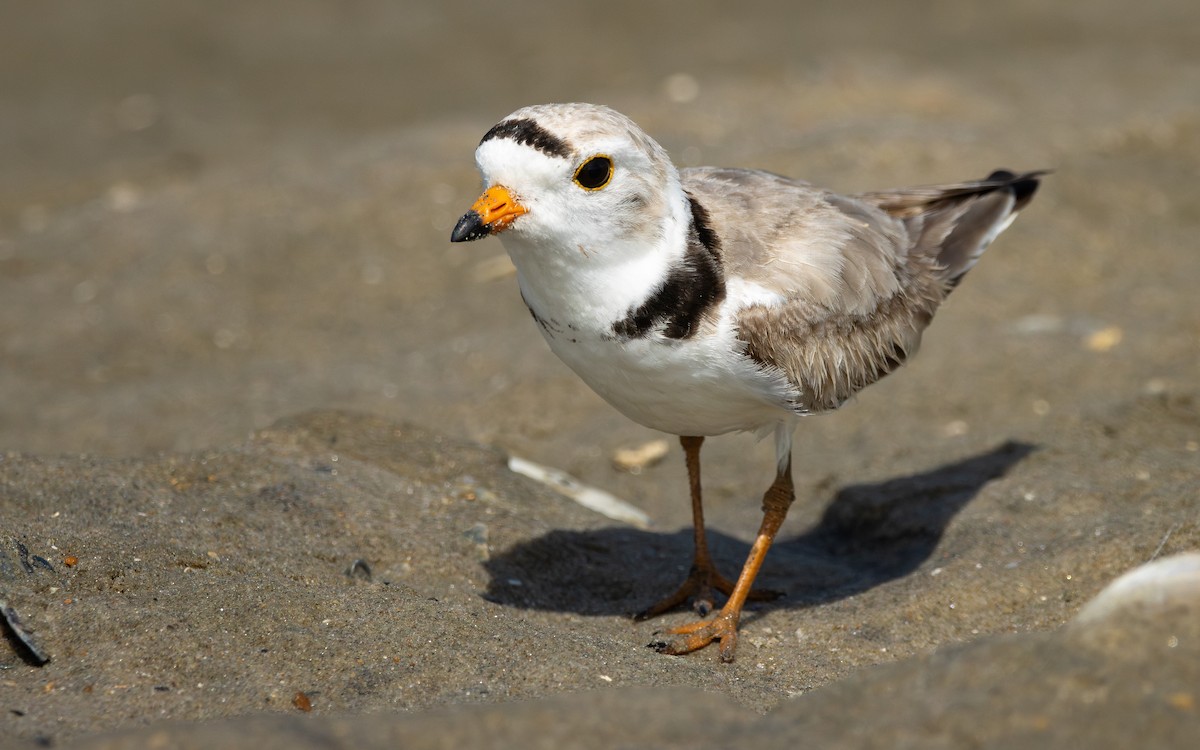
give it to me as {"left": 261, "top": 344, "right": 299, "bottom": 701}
{"left": 1, "top": 0, "right": 1198, "bottom": 746}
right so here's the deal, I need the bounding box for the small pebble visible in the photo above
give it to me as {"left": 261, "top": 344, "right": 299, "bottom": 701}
{"left": 942, "top": 420, "right": 968, "bottom": 437}
{"left": 611, "top": 440, "right": 671, "bottom": 474}
{"left": 1084, "top": 326, "right": 1123, "bottom": 352}
{"left": 292, "top": 692, "right": 312, "bottom": 712}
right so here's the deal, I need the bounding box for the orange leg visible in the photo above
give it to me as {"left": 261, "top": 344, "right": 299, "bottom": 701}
{"left": 650, "top": 452, "right": 795, "bottom": 662}
{"left": 636, "top": 437, "right": 780, "bottom": 621}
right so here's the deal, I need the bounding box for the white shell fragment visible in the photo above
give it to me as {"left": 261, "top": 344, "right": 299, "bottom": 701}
{"left": 507, "top": 455, "right": 651, "bottom": 528}
{"left": 1073, "top": 552, "right": 1200, "bottom": 625}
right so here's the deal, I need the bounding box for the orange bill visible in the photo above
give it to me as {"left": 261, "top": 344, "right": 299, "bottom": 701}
{"left": 450, "top": 185, "right": 528, "bottom": 242}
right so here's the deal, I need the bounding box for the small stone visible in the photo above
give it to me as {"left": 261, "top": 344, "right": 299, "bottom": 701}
{"left": 292, "top": 691, "right": 312, "bottom": 712}
{"left": 463, "top": 523, "right": 490, "bottom": 561}
{"left": 611, "top": 440, "right": 671, "bottom": 474}
{"left": 1084, "top": 326, "right": 1123, "bottom": 352}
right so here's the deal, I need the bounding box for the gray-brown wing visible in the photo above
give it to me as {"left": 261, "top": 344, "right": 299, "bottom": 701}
{"left": 680, "top": 167, "right": 1041, "bottom": 413}
{"left": 680, "top": 168, "right": 917, "bottom": 313}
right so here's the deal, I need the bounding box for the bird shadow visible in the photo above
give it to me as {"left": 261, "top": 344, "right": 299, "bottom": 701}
{"left": 482, "top": 440, "right": 1035, "bottom": 616}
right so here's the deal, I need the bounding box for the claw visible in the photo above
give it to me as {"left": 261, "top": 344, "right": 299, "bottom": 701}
{"left": 650, "top": 610, "right": 741, "bottom": 661}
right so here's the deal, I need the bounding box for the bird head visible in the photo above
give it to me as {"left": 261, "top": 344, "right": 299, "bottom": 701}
{"left": 451, "top": 103, "right": 681, "bottom": 266}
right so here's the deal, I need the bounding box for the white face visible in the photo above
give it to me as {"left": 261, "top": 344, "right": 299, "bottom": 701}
{"left": 472, "top": 124, "right": 676, "bottom": 260}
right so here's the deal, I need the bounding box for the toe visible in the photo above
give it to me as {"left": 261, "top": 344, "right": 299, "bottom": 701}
{"left": 650, "top": 629, "right": 713, "bottom": 656}
{"left": 648, "top": 612, "right": 740, "bottom": 658}
{"left": 717, "top": 629, "right": 739, "bottom": 662}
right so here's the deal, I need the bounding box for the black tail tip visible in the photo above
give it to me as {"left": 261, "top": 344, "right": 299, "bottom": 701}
{"left": 987, "top": 168, "right": 1048, "bottom": 208}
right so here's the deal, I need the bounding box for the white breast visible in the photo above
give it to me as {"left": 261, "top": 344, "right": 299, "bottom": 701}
{"left": 522, "top": 276, "right": 798, "bottom": 437}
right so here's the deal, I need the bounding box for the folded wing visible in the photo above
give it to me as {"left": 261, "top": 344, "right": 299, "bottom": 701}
{"left": 681, "top": 168, "right": 1044, "bottom": 413}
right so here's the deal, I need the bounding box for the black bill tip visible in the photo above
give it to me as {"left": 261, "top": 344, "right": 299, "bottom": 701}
{"left": 450, "top": 210, "right": 489, "bottom": 243}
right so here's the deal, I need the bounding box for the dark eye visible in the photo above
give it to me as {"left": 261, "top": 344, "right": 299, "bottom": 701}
{"left": 573, "top": 155, "right": 613, "bottom": 190}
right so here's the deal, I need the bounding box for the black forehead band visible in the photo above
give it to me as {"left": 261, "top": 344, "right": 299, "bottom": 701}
{"left": 479, "top": 118, "right": 572, "bottom": 159}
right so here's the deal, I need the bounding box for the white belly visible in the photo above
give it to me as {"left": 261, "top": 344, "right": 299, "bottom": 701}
{"left": 540, "top": 317, "right": 794, "bottom": 437}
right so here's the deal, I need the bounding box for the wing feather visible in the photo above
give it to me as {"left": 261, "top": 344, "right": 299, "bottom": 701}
{"left": 679, "top": 167, "right": 1042, "bottom": 412}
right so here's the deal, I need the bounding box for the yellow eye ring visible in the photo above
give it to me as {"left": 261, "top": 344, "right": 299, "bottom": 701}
{"left": 572, "top": 155, "right": 613, "bottom": 191}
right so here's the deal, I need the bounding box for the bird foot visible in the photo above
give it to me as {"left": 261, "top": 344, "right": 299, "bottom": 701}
{"left": 650, "top": 609, "right": 741, "bottom": 662}
{"left": 634, "top": 565, "right": 781, "bottom": 621}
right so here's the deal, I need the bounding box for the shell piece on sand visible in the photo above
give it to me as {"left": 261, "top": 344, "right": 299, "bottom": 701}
{"left": 507, "top": 455, "right": 651, "bottom": 528}
{"left": 1073, "top": 552, "right": 1200, "bottom": 625}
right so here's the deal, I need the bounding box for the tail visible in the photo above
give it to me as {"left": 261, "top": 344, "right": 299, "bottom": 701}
{"left": 858, "top": 169, "right": 1047, "bottom": 286}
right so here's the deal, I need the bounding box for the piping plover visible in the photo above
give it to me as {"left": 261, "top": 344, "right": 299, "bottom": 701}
{"left": 451, "top": 103, "right": 1043, "bottom": 661}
